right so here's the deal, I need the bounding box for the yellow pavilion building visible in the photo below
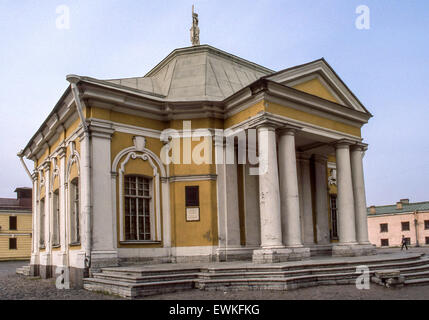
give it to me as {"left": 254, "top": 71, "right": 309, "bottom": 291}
{"left": 19, "top": 42, "right": 374, "bottom": 287}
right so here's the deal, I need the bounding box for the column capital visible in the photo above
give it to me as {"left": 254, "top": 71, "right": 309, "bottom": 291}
{"left": 41, "top": 160, "right": 51, "bottom": 172}
{"left": 333, "top": 139, "right": 356, "bottom": 149}
{"left": 31, "top": 171, "right": 39, "bottom": 182}
{"left": 57, "top": 147, "right": 67, "bottom": 159}
{"left": 88, "top": 121, "right": 115, "bottom": 140}
{"left": 256, "top": 124, "right": 277, "bottom": 132}
{"left": 278, "top": 124, "right": 302, "bottom": 136}
{"left": 350, "top": 143, "right": 368, "bottom": 152}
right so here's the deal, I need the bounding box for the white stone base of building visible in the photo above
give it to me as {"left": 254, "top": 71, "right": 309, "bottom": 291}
{"left": 252, "top": 247, "right": 311, "bottom": 264}
{"left": 215, "top": 247, "right": 256, "bottom": 262}
{"left": 332, "top": 243, "right": 376, "bottom": 257}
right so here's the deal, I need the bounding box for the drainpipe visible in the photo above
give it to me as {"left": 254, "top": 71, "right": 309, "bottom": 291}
{"left": 17, "top": 150, "right": 33, "bottom": 181}
{"left": 66, "top": 75, "right": 92, "bottom": 270}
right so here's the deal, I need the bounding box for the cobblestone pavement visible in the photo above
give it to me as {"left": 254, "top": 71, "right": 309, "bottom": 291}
{"left": 1, "top": 247, "right": 429, "bottom": 300}
{"left": 0, "top": 261, "right": 121, "bottom": 300}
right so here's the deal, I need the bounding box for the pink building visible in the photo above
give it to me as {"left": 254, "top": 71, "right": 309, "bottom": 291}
{"left": 367, "top": 199, "right": 429, "bottom": 247}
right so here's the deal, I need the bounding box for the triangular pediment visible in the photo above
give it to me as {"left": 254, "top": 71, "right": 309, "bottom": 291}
{"left": 266, "top": 59, "right": 370, "bottom": 114}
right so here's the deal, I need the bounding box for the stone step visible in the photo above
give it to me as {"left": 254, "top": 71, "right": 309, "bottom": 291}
{"left": 100, "top": 266, "right": 201, "bottom": 277}
{"left": 404, "top": 278, "right": 429, "bottom": 286}
{"left": 84, "top": 277, "right": 195, "bottom": 298}
{"left": 16, "top": 265, "right": 31, "bottom": 276}
{"left": 92, "top": 272, "right": 198, "bottom": 284}
{"left": 83, "top": 254, "right": 429, "bottom": 298}
{"left": 402, "top": 270, "right": 429, "bottom": 280}
{"left": 199, "top": 259, "right": 429, "bottom": 280}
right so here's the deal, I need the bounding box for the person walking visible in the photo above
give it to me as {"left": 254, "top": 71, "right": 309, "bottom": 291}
{"left": 401, "top": 235, "right": 409, "bottom": 251}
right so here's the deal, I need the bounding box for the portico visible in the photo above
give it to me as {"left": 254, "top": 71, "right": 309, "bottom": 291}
{"left": 218, "top": 107, "right": 375, "bottom": 263}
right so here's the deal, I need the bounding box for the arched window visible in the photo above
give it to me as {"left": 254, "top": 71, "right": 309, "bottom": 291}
{"left": 70, "top": 178, "right": 80, "bottom": 244}
{"left": 124, "top": 175, "right": 152, "bottom": 241}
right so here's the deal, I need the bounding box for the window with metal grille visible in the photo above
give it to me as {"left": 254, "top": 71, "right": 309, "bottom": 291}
{"left": 426, "top": 237, "right": 429, "bottom": 245}
{"left": 330, "top": 195, "right": 338, "bottom": 240}
{"left": 404, "top": 237, "right": 411, "bottom": 245}
{"left": 381, "top": 239, "right": 389, "bottom": 247}
{"left": 425, "top": 220, "right": 429, "bottom": 230}
{"left": 401, "top": 221, "right": 410, "bottom": 231}
{"left": 380, "top": 223, "right": 388, "bottom": 233}
{"left": 52, "top": 190, "right": 60, "bottom": 246}
{"left": 124, "top": 176, "right": 152, "bottom": 241}
{"left": 39, "top": 198, "right": 45, "bottom": 248}
{"left": 70, "top": 178, "right": 80, "bottom": 244}
{"left": 9, "top": 238, "right": 17, "bottom": 250}
{"left": 9, "top": 216, "right": 17, "bottom": 231}
{"left": 185, "top": 186, "right": 199, "bottom": 207}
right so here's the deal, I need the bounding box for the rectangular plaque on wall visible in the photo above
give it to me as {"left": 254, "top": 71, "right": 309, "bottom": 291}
{"left": 186, "top": 207, "right": 200, "bottom": 222}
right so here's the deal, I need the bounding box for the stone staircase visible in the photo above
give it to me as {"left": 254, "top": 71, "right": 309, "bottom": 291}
{"left": 83, "top": 253, "right": 429, "bottom": 298}
{"left": 16, "top": 265, "right": 31, "bottom": 276}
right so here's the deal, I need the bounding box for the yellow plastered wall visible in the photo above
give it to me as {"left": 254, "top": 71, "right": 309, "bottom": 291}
{"left": 292, "top": 78, "right": 339, "bottom": 103}
{"left": 266, "top": 102, "right": 361, "bottom": 137}
{"left": 0, "top": 236, "right": 32, "bottom": 260}
{"left": 170, "top": 180, "right": 218, "bottom": 247}
{"left": 0, "top": 213, "right": 32, "bottom": 260}
{"left": 224, "top": 100, "right": 362, "bottom": 138}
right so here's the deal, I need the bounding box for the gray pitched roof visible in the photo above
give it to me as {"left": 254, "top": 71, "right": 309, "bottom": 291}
{"left": 105, "top": 45, "right": 273, "bottom": 102}
{"left": 367, "top": 201, "right": 429, "bottom": 216}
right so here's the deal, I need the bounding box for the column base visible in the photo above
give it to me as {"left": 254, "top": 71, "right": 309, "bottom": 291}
{"left": 332, "top": 243, "right": 376, "bottom": 257}
{"left": 252, "top": 247, "right": 310, "bottom": 264}
{"left": 216, "top": 247, "right": 255, "bottom": 262}
{"left": 89, "top": 250, "right": 119, "bottom": 275}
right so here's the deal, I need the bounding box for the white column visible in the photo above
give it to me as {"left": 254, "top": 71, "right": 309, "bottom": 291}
{"left": 89, "top": 124, "right": 118, "bottom": 266}
{"left": 278, "top": 129, "right": 302, "bottom": 247}
{"left": 58, "top": 147, "right": 67, "bottom": 267}
{"left": 43, "top": 162, "right": 51, "bottom": 253}
{"left": 297, "top": 154, "right": 314, "bottom": 245}
{"left": 335, "top": 141, "right": 357, "bottom": 244}
{"left": 223, "top": 145, "right": 241, "bottom": 247}
{"left": 351, "top": 145, "right": 370, "bottom": 244}
{"left": 313, "top": 155, "right": 330, "bottom": 245}
{"left": 257, "top": 125, "right": 283, "bottom": 248}
{"left": 79, "top": 129, "right": 92, "bottom": 270}
{"left": 243, "top": 164, "right": 261, "bottom": 247}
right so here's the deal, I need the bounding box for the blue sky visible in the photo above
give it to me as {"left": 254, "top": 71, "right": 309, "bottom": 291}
{"left": 0, "top": 0, "right": 428, "bottom": 206}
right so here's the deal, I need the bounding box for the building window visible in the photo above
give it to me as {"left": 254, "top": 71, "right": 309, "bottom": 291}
{"left": 70, "top": 178, "right": 80, "bottom": 244}
{"left": 124, "top": 176, "right": 152, "bottom": 241}
{"left": 426, "top": 237, "right": 429, "bottom": 245}
{"left": 330, "top": 195, "right": 338, "bottom": 240}
{"left": 425, "top": 220, "right": 429, "bottom": 230}
{"left": 380, "top": 223, "right": 388, "bottom": 233}
{"left": 401, "top": 221, "right": 410, "bottom": 231}
{"left": 185, "top": 186, "right": 199, "bottom": 207}
{"left": 39, "top": 198, "right": 45, "bottom": 248}
{"left": 404, "top": 237, "right": 411, "bottom": 245}
{"left": 9, "top": 216, "right": 17, "bottom": 231}
{"left": 9, "top": 238, "right": 17, "bottom": 250}
{"left": 52, "top": 190, "right": 60, "bottom": 246}
{"left": 381, "top": 239, "right": 389, "bottom": 247}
